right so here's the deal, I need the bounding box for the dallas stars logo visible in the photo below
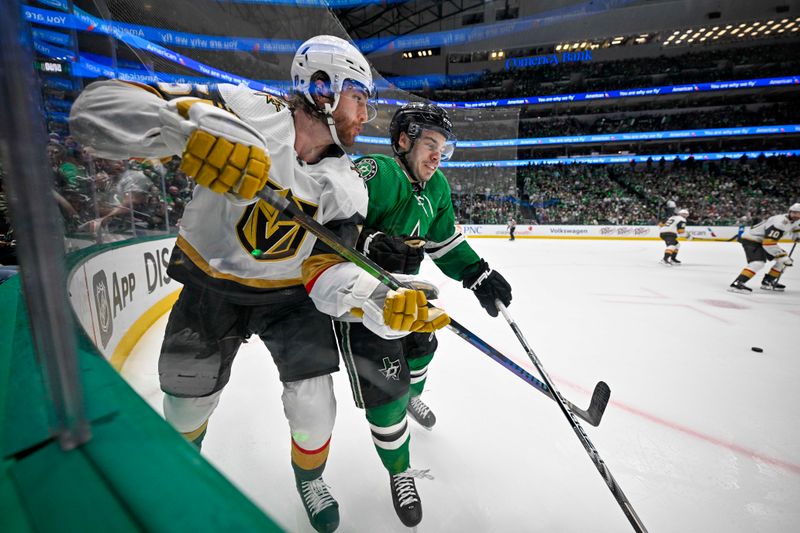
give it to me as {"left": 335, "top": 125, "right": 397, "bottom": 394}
{"left": 355, "top": 158, "right": 378, "bottom": 181}
{"left": 236, "top": 180, "right": 317, "bottom": 260}
{"left": 378, "top": 357, "right": 402, "bottom": 381}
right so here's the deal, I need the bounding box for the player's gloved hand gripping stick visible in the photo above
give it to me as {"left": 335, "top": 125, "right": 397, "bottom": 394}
{"left": 776, "top": 242, "right": 796, "bottom": 283}
{"left": 253, "top": 186, "right": 610, "bottom": 427}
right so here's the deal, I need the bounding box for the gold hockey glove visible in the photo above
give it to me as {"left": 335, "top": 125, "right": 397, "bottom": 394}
{"left": 160, "top": 98, "right": 271, "bottom": 199}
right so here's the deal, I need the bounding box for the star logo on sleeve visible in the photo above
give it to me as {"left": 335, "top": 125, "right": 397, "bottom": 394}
{"left": 378, "top": 357, "right": 402, "bottom": 381}
{"left": 355, "top": 158, "right": 378, "bottom": 182}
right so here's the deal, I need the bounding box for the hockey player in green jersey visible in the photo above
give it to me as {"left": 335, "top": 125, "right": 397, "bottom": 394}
{"left": 335, "top": 102, "right": 513, "bottom": 527}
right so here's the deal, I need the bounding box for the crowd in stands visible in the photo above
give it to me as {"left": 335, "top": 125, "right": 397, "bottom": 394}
{"left": 428, "top": 42, "right": 800, "bottom": 102}
{"left": 43, "top": 133, "right": 192, "bottom": 244}
{"left": 518, "top": 102, "right": 800, "bottom": 138}
{"left": 3, "top": 135, "right": 798, "bottom": 245}
{"left": 4, "top": 39, "right": 800, "bottom": 258}
{"left": 451, "top": 155, "right": 800, "bottom": 226}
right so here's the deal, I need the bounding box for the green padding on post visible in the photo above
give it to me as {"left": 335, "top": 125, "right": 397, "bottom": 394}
{"left": 0, "top": 276, "right": 53, "bottom": 458}
{"left": 0, "top": 277, "right": 116, "bottom": 458}
{"left": 77, "top": 345, "right": 282, "bottom": 531}
{"left": 1, "top": 236, "right": 285, "bottom": 532}
{"left": 84, "top": 413, "right": 282, "bottom": 531}
{"left": 0, "top": 460, "right": 32, "bottom": 533}
{"left": 0, "top": 277, "right": 20, "bottom": 457}
{"left": 10, "top": 441, "right": 140, "bottom": 533}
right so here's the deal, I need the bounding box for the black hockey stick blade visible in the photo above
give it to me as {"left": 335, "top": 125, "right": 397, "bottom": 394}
{"left": 447, "top": 317, "right": 610, "bottom": 426}
{"left": 255, "top": 186, "right": 611, "bottom": 426}
{"left": 496, "top": 302, "right": 648, "bottom": 532}
{"left": 572, "top": 381, "right": 611, "bottom": 427}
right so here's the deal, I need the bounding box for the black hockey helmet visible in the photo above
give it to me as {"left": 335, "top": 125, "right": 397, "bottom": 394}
{"left": 389, "top": 102, "right": 456, "bottom": 160}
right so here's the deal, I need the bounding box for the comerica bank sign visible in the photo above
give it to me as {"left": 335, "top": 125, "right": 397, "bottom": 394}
{"left": 505, "top": 50, "right": 593, "bottom": 70}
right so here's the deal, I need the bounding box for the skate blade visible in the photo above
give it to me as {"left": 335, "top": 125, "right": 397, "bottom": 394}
{"left": 727, "top": 287, "right": 751, "bottom": 294}
{"left": 406, "top": 414, "right": 435, "bottom": 431}
{"left": 759, "top": 287, "right": 785, "bottom": 292}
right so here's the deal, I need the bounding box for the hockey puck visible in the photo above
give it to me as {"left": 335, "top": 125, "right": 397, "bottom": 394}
{"left": 751, "top": 347, "right": 764, "bottom": 353}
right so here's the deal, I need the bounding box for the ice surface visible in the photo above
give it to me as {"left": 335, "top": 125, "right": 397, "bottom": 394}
{"left": 122, "top": 239, "right": 800, "bottom": 532}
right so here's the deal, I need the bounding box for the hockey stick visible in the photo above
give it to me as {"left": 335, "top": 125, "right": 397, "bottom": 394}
{"left": 445, "top": 320, "right": 609, "bottom": 426}
{"left": 495, "top": 301, "right": 648, "bottom": 533}
{"left": 254, "top": 187, "right": 610, "bottom": 426}
{"left": 775, "top": 242, "right": 796, "bottom": 283}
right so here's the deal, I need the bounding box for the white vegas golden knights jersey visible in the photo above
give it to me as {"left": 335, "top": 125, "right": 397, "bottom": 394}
{"left": 741, "top": 214, "right": 800, "bottom": 246}
{"left": 70, "top": 81, "right": 367, "bottom": 297}
{"left": 659, "top": 214, "right": 687, "bottom": 236}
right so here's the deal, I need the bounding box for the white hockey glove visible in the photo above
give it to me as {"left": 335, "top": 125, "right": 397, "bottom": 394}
{"left": 777, "top": 254, "right": 794, "bottom": 267}
{"left": 158, "top": 98, "right": 270, "bottom": 199}
{"left": 343, "top": 272, "right": 450, "bottom": 339}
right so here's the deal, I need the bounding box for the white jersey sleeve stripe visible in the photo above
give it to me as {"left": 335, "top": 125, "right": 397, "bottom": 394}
{"left": 425, "top": 232, "right": 466, "bottom": 259}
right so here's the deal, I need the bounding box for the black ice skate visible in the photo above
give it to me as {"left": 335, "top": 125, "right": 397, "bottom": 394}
{"left": 760, "top": 277, "right": 786, "bottom": 292}
{"left": 390, "top": 469, "right": 432, "bottom": 527}
{"left": 669, "top": 257, "right": 682, "bottom": 265}
{"left": 659, "top": 258, "right": 673, "bottom": 266}
{"left": 407, "top": 395, "right": 436, "bottom": 430}
{"left": 296, "top": 476, "right": 339, "bottom": 533}
{"left": 728, "top": 280, "right": 752, "bottom": 293}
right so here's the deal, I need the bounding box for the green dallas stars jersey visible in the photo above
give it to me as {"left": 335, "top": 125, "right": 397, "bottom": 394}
{"left": 354, "top": 154, "right": 480, "bottom": 280}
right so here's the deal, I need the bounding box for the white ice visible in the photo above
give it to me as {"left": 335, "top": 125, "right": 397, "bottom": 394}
{"left": 121, "top": 238, "right": 800, "bottom": 533}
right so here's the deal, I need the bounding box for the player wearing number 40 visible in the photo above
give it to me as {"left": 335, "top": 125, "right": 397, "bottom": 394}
{"left": 729, "top": 203, "right": 800, "bottom": 293}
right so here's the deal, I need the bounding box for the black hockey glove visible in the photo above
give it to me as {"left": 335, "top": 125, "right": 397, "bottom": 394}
{"left": 461, "top": 259, "right": 512, "bottom": 317}
{"left": 357, "top": 228, "right": 425, "bottom": 274}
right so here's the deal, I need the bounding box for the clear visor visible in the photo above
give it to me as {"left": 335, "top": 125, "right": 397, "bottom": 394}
{"left": 342, "top": 79, "right": 378, "bottom": 123}
{"left": 415, "top": 125, "right": 457, "bottom": 161}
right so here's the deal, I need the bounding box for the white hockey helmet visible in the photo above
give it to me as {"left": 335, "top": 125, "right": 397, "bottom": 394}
{"left": 678, "top": 208, "right": 689, "bottom": 217}
{"left": 789, "top": 202, "right": 800, "bottom": 213}
{"left": 291, "top": 35, "right": 375, "bottom": 116}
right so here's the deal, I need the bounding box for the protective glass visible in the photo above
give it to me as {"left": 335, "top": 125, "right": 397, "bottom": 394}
{"left": 342, "top": 79, "right": 377, "bottom": 122}
{"left": 413, "top": 124, "right": 457, "bottom": 160}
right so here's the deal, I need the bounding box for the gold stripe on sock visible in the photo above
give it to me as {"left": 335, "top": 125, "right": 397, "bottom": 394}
{"left": 182, "top": 419, "right": 209, "bottom": 443}
{"left": 291, "top": 438, "right": 331, "bottom": 471}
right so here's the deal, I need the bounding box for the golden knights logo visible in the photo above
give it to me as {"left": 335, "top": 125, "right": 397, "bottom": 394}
{"left": 236, "top": 182, "right": 318, "bottom": 260}
{"left": 260, "top": 93, "right": 287, "bottom": 113}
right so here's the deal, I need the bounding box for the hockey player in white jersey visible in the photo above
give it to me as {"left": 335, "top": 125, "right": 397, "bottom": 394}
{"left": 729, "top": 203, "right": 800, "bottom": 293}
{"left": 659, "top": 208, "right": 690, "bottom": 265}
{"left": 70, "top": 35, "right": 448, "bottom": 533}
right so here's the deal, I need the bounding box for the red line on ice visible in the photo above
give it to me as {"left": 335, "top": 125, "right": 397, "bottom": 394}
{"left": 562, "top": 380, "right": 800, "bottom": 475}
